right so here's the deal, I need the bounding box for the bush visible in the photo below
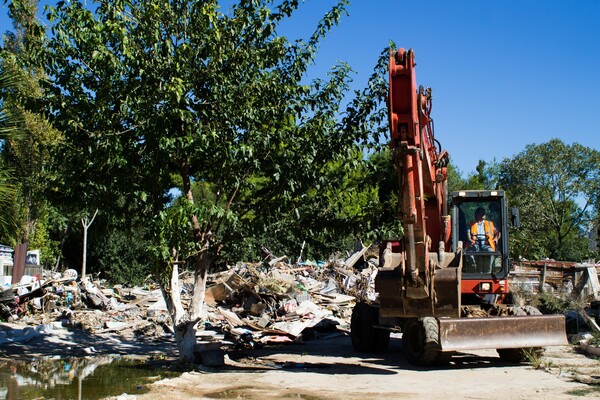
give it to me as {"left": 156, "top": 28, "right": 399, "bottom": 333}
{"left": 531, "top": 292, "right": 573, "bottom": 315}
{"left": 92, "top": 228, "right": 153, "bottom": 286}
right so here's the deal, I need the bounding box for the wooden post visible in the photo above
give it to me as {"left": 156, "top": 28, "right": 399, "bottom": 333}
{"left": 540, "top": 263, "right": 547, "bottom": 293}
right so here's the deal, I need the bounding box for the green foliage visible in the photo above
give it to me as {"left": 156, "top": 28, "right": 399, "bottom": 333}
{"left": 92, "top": 227, "right": 153, "bottom": 286}
{"left": 498, "top": 139, "right": 600, "bottom": 261}
{"left": 5, "top": 0, "right": 598, "bottom": 282}
{"left": 465, "top": 159, "right": 499, "bottom": 190}
{"left": 1, "top": 0, "right": 65, "bottom": 267}
{"left": 217, "top": 142, "right": 399, "bottom": 262}
{"left": 2, "top": 0, "right": 401, "bottom": 285}
{"left": 23, "top": 203, "right": 60, "bottom": 265}
{"left": 0, "top": 67, "right": 19, "bottom": 238}
{"left": 26, "top": 0, "right": 393, "bottom": 287}
{"left": 447, "top": 159, "right": 500, "bottom": 192}
{"left": 530, "top": 292, "right": 573, "bottom": 315}
{"left": 0, "top": 169, "right": 16, "bottom": 238}
{"left": 359, "top": 147, "right": 403, "bottom": 241}
{"left": 446, "top": 162, "right": 467, "bottom": 194}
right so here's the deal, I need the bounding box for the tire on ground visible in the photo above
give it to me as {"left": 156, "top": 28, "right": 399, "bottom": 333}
{"left": 351, "top": 302, "right": 390, "bottom": 353}
{"left": 402, "top": 317, "right": 440, "bottom": 366}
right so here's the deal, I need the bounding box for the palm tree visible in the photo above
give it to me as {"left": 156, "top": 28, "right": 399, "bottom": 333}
{"left": 0, "top": 68, "right": 19, "bottom": 236}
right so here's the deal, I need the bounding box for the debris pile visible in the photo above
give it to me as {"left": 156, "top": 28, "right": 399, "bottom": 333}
{"left": 0, "top": 268, "right": 174, "bottom": 343}
{"left": 0, "top": 246, "right": 379, "bottom": 349}
{"left": 202, "top": 259, "right": 368, "bottom": 346}
{"left": 6, "top": 246, "right": 596, "bottom": 355}
{"left": 189, "top": 245, "right": 379, "bottom": 348}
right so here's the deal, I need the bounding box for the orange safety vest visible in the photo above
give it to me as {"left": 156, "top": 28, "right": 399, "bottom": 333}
{"left": 469, "top": 220, "right": 496, "bottom": 251}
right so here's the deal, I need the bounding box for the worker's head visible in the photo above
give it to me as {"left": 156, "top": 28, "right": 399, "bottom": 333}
{"left": 475, "top": 207, "right": 486, "bottom": 221}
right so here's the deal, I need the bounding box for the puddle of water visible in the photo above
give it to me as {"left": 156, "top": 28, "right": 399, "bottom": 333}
{"left": 0, "top": 356, "right": 180, "bottom": 400}
{"left": 203, "top": 386, "right": 325, "bottom": 400}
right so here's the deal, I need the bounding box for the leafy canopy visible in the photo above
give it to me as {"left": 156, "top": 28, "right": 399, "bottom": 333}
{"left": 498, "top": 138, "right": 600, "bottom": 261}
{"left": 38, "top": 0, "right": 385, "bottom": 271}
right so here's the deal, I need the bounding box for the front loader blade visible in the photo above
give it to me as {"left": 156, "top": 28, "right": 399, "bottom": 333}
{"left": 438, "top": 315, "right": 567, "bottom": 352}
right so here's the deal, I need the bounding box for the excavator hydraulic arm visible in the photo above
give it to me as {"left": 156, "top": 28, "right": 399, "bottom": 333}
{"left": 385, "top": 48, "right": 451, "bottom": 302}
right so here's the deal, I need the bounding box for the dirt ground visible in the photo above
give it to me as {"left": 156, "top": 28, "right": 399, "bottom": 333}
{"left": 128, "top": 332, "right": 600, "bottom": 400}
{"left": 2, "top": 327, "right": 599, "bottom": 400}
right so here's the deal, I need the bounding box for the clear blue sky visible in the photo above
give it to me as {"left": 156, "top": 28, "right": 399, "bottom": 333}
{"left": 281, "top": 0, "right": 600, "bottom": 175}
{"left": 2, "top": 0, "right": 599, "bottom": 175}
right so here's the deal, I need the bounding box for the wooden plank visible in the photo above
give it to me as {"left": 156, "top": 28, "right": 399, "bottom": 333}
{"left": 585, "top": 265, "right": 600, "bottom": 300}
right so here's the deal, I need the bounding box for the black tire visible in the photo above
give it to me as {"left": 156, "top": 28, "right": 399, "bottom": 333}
{"left": 351, "top": 303, "right": 390, "bottom": 353}
{"left": 373, "top": 323, "right": 391, "bottom": 353}
{"left": 402, "top": 317, "right": 441, "bottom": 366}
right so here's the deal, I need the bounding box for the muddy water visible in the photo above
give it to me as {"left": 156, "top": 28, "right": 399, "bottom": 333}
{"left": 0, "top": 356, "right": 179, "bottom": 399}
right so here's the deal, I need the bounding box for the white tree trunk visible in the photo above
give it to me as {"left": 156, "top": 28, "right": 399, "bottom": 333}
{"left": 167, "top": 262, "right": 187, "bottom": 325}
{"left": 165, "top": 164, "right": 216, "bottom": 362}
{"left": 81, "top": 209, "right": 98, "bottom": 280}
{"left": 161, "top": 254, "right": 212, "bottom": 363}
{"left": 174, "top": 320, "right": 198, "bottom": 362}
{"left": 82, "top": 225, "right": 87, "bottom": 278}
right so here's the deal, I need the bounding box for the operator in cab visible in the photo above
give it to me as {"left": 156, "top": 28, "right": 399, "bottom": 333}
{"left": 467, "top": 207, "right": 500, "bottom": 252}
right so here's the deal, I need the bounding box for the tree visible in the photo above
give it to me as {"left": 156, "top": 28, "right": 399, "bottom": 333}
{"left": 498, "top": 139, "right": 600, "bottom": 261}
{"left": 0, "top": 67, "right": 19, "bottom": 237}
{"left": 38, "top": 0, "right": 382, "bottom": 362}
{"left": 91, "top": 222, "right": 154, "bottom": 285}
{"left": 446, "top": 161, "right": 468, "bottom": 194}
{"left": 464, "top": 159, "right": 499, "bottom": 190}
{"left": 447, "top": 159, "right": 500, "bottom": 192}
{"left": 80, "top": 208, "right": 98, "bottom": 279}
{"left": 1, "top": 0, "right": 63, "bottom": 264}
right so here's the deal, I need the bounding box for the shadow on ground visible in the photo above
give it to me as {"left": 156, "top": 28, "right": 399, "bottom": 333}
{"left": 224, "top": 331, "right": 520, "bottom": 375}
{"left": 1, "top": 327, "right": 522, "bottom": 376}
{"left": 0, "top": 328, "right": 177, "bottom": 360}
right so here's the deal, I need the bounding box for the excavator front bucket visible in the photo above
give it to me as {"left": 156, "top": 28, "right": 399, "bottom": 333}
{"left": 438, "top": 315, "right": 568, "bottom": 352}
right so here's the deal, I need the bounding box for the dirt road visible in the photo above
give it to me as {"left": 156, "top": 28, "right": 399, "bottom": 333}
{"left": 132, "top": 332, "right": 600, "bottom": 400}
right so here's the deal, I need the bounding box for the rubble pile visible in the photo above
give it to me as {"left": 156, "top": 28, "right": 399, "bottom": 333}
{"left": 202, "top": 255, "right": 376, "bottom": 346}
{"left": 0, "top": 268, "right": 175, "bottom": 343}
{"left": 0, "top": 247, "right": 379, "bottom": 349}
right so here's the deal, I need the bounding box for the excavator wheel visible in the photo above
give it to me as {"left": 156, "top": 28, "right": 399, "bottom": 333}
{"left": 497, "top": 305, "right": 544, "bottom": 363}
{"left": 402, "top": 317, "right": 441, "bottom": 366}
{"left": 351, "top": 302, "right": 390, "bottom": 353}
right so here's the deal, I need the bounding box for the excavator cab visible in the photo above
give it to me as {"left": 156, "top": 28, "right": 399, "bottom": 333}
{"left": 451, "top": 190, "right": 512, "bottom": 306}
{"left": 452, "top": 190, "right": 508, "bottom": 277}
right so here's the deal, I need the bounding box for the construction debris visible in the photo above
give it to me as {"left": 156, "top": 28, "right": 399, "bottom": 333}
{"left": 1, "top": 246, "right": 599, "bottom": 361}
{"left": 0, "top": 246, "right": 380, "bottom": 352}
{"left": 511, "top": 260, "right": 600, "bottom": 298}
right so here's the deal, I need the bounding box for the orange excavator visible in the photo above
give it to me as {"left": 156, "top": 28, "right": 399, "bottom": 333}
{"left": 350, "top": 48, "right": 568, "bottom": 365}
